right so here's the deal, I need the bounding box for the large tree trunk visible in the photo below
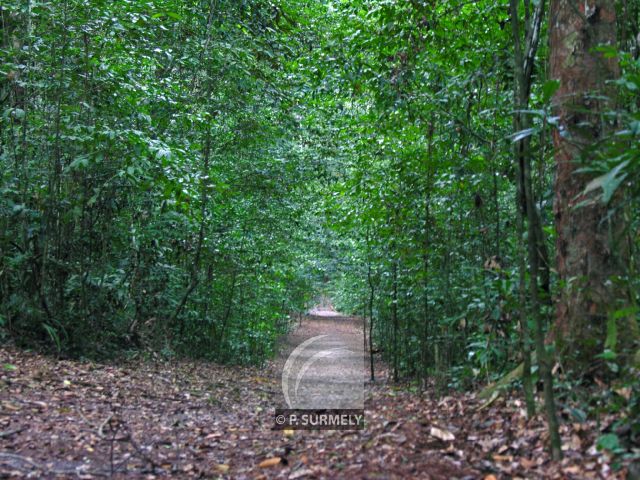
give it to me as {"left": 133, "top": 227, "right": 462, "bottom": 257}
{"left": 550, "top": 0, "right": 628, "bottom": 367}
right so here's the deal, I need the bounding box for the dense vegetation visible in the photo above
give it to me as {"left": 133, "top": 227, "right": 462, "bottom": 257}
{"left": 1, "top": 0, "right": 329, "bottom": 362}
{"left": 2, "top": 0, "right": 639, "bottom": 460}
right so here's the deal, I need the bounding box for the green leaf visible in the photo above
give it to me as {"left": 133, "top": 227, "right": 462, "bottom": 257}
{"left": 11, "top": 108, "right": 26, "bottom": 120}
{"left": 612, "top": 305, "right": 638, "bottom": 320}
{"left": 596, "top": 433, "right": 622, "bottom": 452}
{"left": 66, "top": 155, "right": 90, "bottom": 171}
{"left": 568, "top": 407, "right": 587, "bottom": 423}
{"left": 509, "top": 128, "right": 536, "bottom": 143}
{"left": 597, "top": 349, "right": 617, "bottom": 361}
{"left": 594, "top": 45, "right": 618, "bottom": 59}
{"left": 43, "top": 323, "right": 62, "bottom": 353}
{"left": 605, "top": 316, "right": 617, "bottom": 351}
{"left": 584, "top": 160, "right": 629, "bottom": 204}
{"left": 541, "top": 80, "right": 560, "bottom": 102}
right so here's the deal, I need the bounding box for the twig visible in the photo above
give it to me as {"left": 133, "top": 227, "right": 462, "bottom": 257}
{"left": 0, "top": 452, "right": 111, "bottom": 477}
{"left": 0, "top": 452, "right": 40, "bottom": 468}
{"left": 123, "top": 428, "right": 160, "bottom": 473}
{"left": 0, "top": 426, "right": 26, "bottom": 438}
{"left": 98, "top": 413, "right": 114, "bottom": 439}
{"left": 76, "top": 408, "right": 97, "bottom": 428}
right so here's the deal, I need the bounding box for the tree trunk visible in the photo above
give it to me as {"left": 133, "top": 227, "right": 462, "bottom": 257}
{"left": 367, "top": 257, "right": 375, "bottom": 382}
{"left": 391, "top": 255, "right": 399, "bottom": 383}
{"left": 511, "top": 0, "right": 561, "bottom": 456}
{"left": 550, "top": 0, "right": 629, "bottom": 367}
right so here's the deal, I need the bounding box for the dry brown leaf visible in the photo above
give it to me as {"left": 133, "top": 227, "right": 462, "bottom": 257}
{"left": 429, "top": 426, "right": 455, "bottom": 442}
{"left": 520, "top": 458, "right": 536, "bottom": 469}
{"left": 492, "top": 454, "right": 513, "bottom": 462}
{"left": 259, "top": 457, "right": 282, "bottom": 468}
{"left": 1, "top": 401, "right": 21, "bottom": 411}
{"left": 216, "top": 464, "right": 230, "bottom": 473}
{"left": 563, "top": 465, "right": 581, "bottom": 474}
{"left": 569, "top": 434, "right": 582, "bottom": 450}
{"left": 614, "top": 387, "right": 632, "bottom": 400}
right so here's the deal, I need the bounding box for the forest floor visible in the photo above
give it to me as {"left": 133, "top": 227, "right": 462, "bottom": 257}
{"left": 0, "top": 313, "right": 628, "bottom": 479}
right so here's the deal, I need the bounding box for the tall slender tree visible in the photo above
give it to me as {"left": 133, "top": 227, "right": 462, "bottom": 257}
{"left": 511, "top": 0, "right": 561, "bottom": 458}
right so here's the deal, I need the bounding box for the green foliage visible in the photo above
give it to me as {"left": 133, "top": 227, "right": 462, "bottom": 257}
{"left": 581, "top": 53, "right": 640, "bottom": 205}
{"left": 311, "top": 0, "right": 527, "bottom": 387}
{"left": 597, "top": 433, "right": 623, "bottom": 453}
{"left": 0, "top": 0, "right": 321, "bottom": 362}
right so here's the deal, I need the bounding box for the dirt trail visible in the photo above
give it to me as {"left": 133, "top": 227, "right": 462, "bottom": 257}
{"left": 0, "top": 313, "right": 475, "bottom": 479}
{"left": 0, "top": 314, "right": 610, "bottom": 479}
{"left": 274, "top": 310, "right": 365, "bottom": 410}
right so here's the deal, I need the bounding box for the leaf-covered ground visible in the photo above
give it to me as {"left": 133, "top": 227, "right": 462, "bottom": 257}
{"left": 0, "top": 317, "right": 629, "bottom": 479}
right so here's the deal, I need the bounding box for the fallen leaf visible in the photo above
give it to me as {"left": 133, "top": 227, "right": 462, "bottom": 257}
{"left": 492, "top": 454, "right": 513, "bottom": 462}
{"left": 563, "top": 465, "right": 581, "bottom": 474}
{"left": 569, "top": 434, "right": 582, "bottom": 450}
{"left": 614, "top": 387, "right": 631, "bottom": 400}
{"left": 259, "top": 457, "right": 282, "bottom": 468}
{"left": 429, "top": 426, "right": 455, "bottom": 442}
{"left": 520, "top": 458, "right": 536, "bottom": 469}
{"left": 216, "top": 464, "right": 230, "bottom": 473}
{"left": 289, "top": 468, "right": 314, "bottom": 479}
{"left": 2, "top": 401, "right": 21, "bottom": 411}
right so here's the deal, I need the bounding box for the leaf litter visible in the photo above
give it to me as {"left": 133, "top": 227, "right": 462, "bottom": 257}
{"left": 0, "top": 332, "right": 632, "bottom": 479}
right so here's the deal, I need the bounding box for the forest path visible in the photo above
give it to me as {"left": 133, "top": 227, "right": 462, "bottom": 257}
{"left": 0, "top": 315, "right": 477, "bottom": 479}
{"left": 0, "top": 316, "right": 596, "bottom": 479}
{"left": 272, "top": 309, "right": 365, "bottom": 410}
